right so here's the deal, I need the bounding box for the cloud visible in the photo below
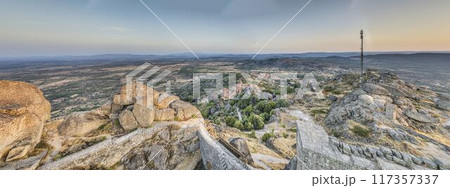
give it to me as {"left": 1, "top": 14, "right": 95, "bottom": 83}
{"left": 28, "top": 21, "right": 50, "bottom": 25}
{"left": 101, "top": 26, "right": 133, "bottom": 32}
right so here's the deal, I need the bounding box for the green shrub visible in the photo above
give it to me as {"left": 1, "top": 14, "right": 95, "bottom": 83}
{"left": 250, "top": 95, "right": 259, "bottom": 105}
{"left": 234, "top": 120, "right": 244, "bottom": 130}
{"left": 270, "top": 109, "right": 276, "bottom": 116}
{"left": 255, "top": 100, "right": 268, "bottom": 112}
{"left": 237, "top": 98, "right": 251, "bottom": 109}
{"left": 260, "top": 112, "right": 271, "bottom": 122}
{"left": 241, "top": 115, "right": 248, "bottom": 123}
{"left": 323, "top": 85, "right": 336, "bottom": 92}
{"left": 264, "top": 101, "right": 276, "bottom": 113}
{"left": 243, "top": 105, "right": 253, "bottom": 116}
{"left": 311, "top": 109, "right": 328, "bottom": 115}
{"left": 214, "top": 118, "right": 222, "bottom": 125}
{"left": 225, "top": 116, "right": 237, "bottom": 127}
{"left": 98, "top": 123, "right": 113, "bottom": 131}
{"left": 331, "top": 130, "right": 343, "bottom": 138}
{"left": 262, "top": 133, "right": 275, "bottom": 142}
{"left": 351, "top": 125, "right": 371, "bottom": 137}
{"left": 246, "top": 130, "right": 257, "bottom": 139}
{"left": 245, "top": 121, "right": 254, "bottom": 130}
{"left": 332, "top": 89, "right": 343, "bottom": 95}
{"left": 276, "top": 99, "right": 289, "bottom": 108}
{"left": 35, "top": 140, "right": 50, "bottom": 149}
{"left": 249, "top": 113, "right": 265, "bottom": 130}
{"left": 287, "top": 86, "right": 295, "bottom": 94}
{"left": 113, "top": 119, "right": 120, "bottom": 127}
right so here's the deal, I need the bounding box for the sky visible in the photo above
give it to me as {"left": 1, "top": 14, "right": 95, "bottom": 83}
{"left": 0, "top": 0, "right": 449, "bottom": 57}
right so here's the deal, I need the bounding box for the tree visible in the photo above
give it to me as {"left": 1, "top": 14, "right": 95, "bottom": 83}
{"left": 225, "top": 116, "right": 237, "bottom": 127}
{"left": 245, "top": 121, "right": 254, "bottom": 130}
{"left": 249, "top": 113, "right": 265, "bottom": 130}
{"left": 270, "top": 109, "right": 276, "bottom": 116}
{"left": 234, "top": 120, "right": 244, "bottom": 130}
{"left": 201, "top": 109, "right": 209, "bottom": 119}
{"left": 262, "top": 133, "right": 275, "bottom": 142}
{"left": 250, "top": 95, "right": 259, "bottom": 105}
{"left": 264, "top": 101, "right": 276, "bottom": 113}
{"left": 260, "top": 112, "right": 271, "bottom": 122}
{"left": 276, "top": 99, "right": 289, "bottom": 108}
{"left": 255, "top": 100, "right": 268, "bottom": 112}
{"left": 238, "top": 98, "right": 251, "bottom": 109}
{"left": 243, "top": 105, "right": 253, "bottom": 116}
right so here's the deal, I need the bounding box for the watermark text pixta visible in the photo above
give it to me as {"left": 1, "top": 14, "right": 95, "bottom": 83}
{"left": 121, "top": 63, "right": 325, "bottom": 109}
{"left": 193, "top": 72, "right": 324, "bottom": 101}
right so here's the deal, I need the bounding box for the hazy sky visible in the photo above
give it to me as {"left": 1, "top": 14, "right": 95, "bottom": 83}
{"left": 1, "top": 0, "right": 449, "bottom": 57}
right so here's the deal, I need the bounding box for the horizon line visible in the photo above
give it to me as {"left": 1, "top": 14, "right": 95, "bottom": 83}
{"left": 1, "top": 50, "right": 450, "bottom": 59}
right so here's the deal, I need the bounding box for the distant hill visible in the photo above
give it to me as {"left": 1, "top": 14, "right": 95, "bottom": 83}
{"left": 2, "top": 51, "right": 449, "bottom": 62}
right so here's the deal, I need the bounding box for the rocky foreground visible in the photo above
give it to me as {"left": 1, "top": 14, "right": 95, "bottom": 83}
{"left": 0, "top": 69, "right": 449, "bottom": 170}
{"left": 317, "top": 70, "right": 450, "bottom": 169}
{"left": 0, "top": 80, "right": 205, "bottom": 169}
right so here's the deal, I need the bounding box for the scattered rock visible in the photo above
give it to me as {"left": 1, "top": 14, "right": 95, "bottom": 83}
{"left": 58, "top": 111, "right": 110, "bottom": 137}
{"left": 170, "top": 100, "right": 201, "bottom": 121}
{"left": 328, "top": 95, "right": 338, "bottom": 102}
{"left": 435, "top": 100, "right": 450, "bottom": 111}
{"left": 359, "top": 94, "right": 374, "bottom": 105}
{"left": 132, "top": 104, "right": 155, "bottom": 127}
{"left": 362, "top": 83, "right": 390, "bottom": 96}
{"left": 404, "top": 109, "right": 437, "bottom": 123}
{"left": 229, "top": 138, "right": 253, "bottom": 163}
{"left": 259, "top": 92, "right": 273, "bottom": 100}
{"left": 385, "top": 104, "right": 396, "bottom": 121}
{"left": 155, "top": 93, "right": 179, "bottom": 109}
{"left": 113, "top": 82, "right": 160, "bottom": 106}
{"left": 119, "top": 109, "right": 139, "bottom": 131}
{"left": 154, "top": 108, "right": 176, "bottom": 121}
{"left": 95, "top": 102, "right": 113, "bottom": 117}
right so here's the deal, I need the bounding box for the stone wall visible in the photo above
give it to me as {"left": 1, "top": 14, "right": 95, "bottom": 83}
{"left": 197, "top": 125, "right": 249, "bottom": 170}
{"left": 295, "top": 119, "right": 370, "bottom": 170}
{"left": 293, "top": 111, "right": 436, "bottom": 170}
{"left": 328, "top": 137, "right": 441, "bottom": 170}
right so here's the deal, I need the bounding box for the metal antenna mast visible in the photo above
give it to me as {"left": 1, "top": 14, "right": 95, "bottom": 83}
{"left": 360, "top": 30, "right": 364, "bottom": 85}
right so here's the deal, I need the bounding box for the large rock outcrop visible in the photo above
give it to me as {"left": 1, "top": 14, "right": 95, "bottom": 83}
{"left": 325, "top": 72, "right": 445, "bottom": 140}
{"left": 111, "top": 82, "right": 201, "bottom": 128}
{"left": 0, "top": 80, "right": 51, "bottom": 162}
{"left": 322, "top": 71, "right": 449, "bottom": 169}
{"left": 35, "top": 81, "right": 205, "bottom": 170}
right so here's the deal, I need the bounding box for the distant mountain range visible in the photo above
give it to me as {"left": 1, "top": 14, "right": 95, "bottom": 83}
{"left": 1, "top": 51, "right": 450, "bottom": 61}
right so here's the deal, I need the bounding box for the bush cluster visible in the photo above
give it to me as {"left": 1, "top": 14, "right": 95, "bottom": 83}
{"left": 199, "top": 94, "right": 290, "bottom": 131}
